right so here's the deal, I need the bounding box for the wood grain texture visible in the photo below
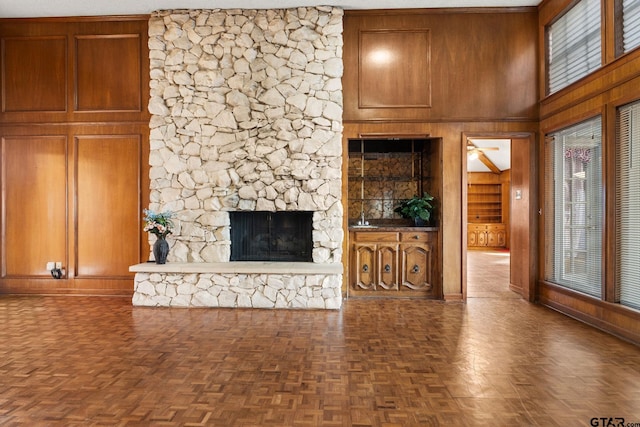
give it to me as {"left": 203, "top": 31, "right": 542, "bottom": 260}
{"left": 1, "top": 135, "right": 68, "bottom": 278}
{"left": 1, "top": 36, "right": 67, "bottom": 113}
{"left": 75, "top": 134, "right": 141, "bottom": 278}
{"left": 359, "top": 29, "right": 431, "bottom": 108}
{"left": 1, "top": 295, "right": 640, "bottom": 425}
{"left": 344, "top": 9, "right": 539, "bottom": 122}
{"left": 75, "top": 35, "right": 142, "bottom": 112}
{"left": 0, "top": 18, "right": 149, "bottom": 124}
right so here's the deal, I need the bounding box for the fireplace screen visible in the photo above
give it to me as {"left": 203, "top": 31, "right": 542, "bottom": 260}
{"left": 230, "top": 211, "right": 313, "bottom": 262}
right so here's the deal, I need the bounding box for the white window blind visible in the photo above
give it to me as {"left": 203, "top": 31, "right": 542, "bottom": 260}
{"left": 622, "top": 0, "right": 640, "bottom": 53}
{"left": 544, "top": 117, "right": 603, "bottom": 298}
{"left": 547, "top": 0, "right": 601, "bottom": 94}
{"left": 616, "top": 100, "right": 640, "bottom": 310}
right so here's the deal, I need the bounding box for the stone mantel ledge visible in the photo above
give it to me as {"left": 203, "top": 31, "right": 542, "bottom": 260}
{"left": 129, "top": 262, "right": 342, "bottom": 275}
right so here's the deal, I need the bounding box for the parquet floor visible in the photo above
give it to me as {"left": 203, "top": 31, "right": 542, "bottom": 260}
{"left": 1, "top": 294, "right": 640, "bottom": 426}
{"left": 467, "top": 249, "right": 519, "bottom": 299}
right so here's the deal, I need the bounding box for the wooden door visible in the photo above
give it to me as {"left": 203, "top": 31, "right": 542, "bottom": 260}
{"left": 477, "top": 230, "right": 488, "bottom": 246}
{"left": 509, "top": 137, "right": 537, "bottom": 300}
{"left": 377, "top": 244, "right": 398, "bottom": 290}
{"left": 352, "top": 244, "right": 376, "bottom": 291}
{"left": 400, "top": 244, "right": 433, "bottom": 292}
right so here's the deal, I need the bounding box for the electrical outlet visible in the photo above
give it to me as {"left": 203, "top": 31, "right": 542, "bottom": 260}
{"left": 55, "top": 262, "right": 62, "bottom": 269}
{"left": 46, "top": 262, "right": 55, "bottom": 270}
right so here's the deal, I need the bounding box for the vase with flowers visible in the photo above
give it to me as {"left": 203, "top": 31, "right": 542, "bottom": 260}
{"left": 143, "top": 209, "right": 174, "bottom": 264}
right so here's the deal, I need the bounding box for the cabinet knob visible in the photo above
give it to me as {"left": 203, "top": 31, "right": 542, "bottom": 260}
{"left": 363, "top": 264, "right": 369, "bottom": 272}
{"left": 412, "top": 264, "right": 420, "bottom": 273}
{"left": 384, "top": 264, "right": 391, "bottom": 273}
{"left": 413, "top": 235, "right": 420, "bottom": 239}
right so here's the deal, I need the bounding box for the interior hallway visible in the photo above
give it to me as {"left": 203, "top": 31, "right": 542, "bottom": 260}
{"left": 1, "top": 293, "right": 639, "bottom": 426}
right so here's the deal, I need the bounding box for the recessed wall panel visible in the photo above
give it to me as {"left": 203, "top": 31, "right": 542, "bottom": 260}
{"left": 75, "top": 35, "right": 141, "bottom": 112}
{"left": 75, "top": 135, "right": 140, "bottom": 277}
{"left": 1, "top": 136, "right": 67, "bottom": 277}
{"left": 1, "top": 37, "right": 67, "bottom": 112}
{"left": 359, "top": 30, "right": 431, "bottom": 108}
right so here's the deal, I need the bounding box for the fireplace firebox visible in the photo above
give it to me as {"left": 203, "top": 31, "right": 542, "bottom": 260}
{"left": 230, "top": 211, "right": 313, "bottom": 262}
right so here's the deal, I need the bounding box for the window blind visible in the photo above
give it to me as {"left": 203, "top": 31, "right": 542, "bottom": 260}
{"left": 547, "top": 0, "right": 601, "bottom": 94}
{"left": 616, "top": 100, "right": 640, "bottom": 311}
{"left": 622, "top": 0, "right": 640, "bottom": 53}
{"left": 544, "top": 117, "right": 603, "bottom": 298}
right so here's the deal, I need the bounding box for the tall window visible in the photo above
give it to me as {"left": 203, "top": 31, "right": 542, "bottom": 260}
{"left": 544, "top": 117, "right": 603, "bottom": 298}
{"left": 616, "top": 100, "right": 640, "bottom": 310}
{"left": 547, "top": 0, "right": 601, "bottom": 94}
{"left": 617, "top": 0, "right": 640, "bottom": 55}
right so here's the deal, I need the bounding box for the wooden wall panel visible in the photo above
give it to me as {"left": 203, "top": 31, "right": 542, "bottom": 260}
{"left": 0, "top": 17, "right": 150, "bottom": 296}
{"left": 359, "top": 30, "right": 431, "bottom": 108}
{"left": 344, "top": 9, "right": 539, "bottom": 122}
{"left": 1, "top": 135, "right": 67, "bottom": 277}
{"left": 0, "top": 17, "right": 149, "bottom": 124}
{"left": 1, "top": 36, "right": 67, "bottom": 112}
{"left": 75, "top": 135, "right": 140, "bottom": 278}
{"left": 75, "top": 35, "right": 141, "bottom": 112}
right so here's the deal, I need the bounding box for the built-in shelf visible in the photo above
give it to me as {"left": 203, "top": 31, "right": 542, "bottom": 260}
{"left": 467, "top": 183, "right": 502, "bottom": 223}
{"left": 348, "top": 138, "right": 434, "bottom": 221}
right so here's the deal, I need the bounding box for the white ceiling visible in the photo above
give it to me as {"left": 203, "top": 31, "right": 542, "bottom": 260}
{"left": 467, "top": 139, "right": 511, "bottom": 173}
{"left": 0, "top": 0, "right": 541, "bottom": 18}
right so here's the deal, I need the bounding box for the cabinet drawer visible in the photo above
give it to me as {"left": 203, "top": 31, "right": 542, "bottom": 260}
{"left": 468, "top": 224, "right": 488, "bottom": 231}
{"left": 399, "top": 232, "right": 433, "bottom": 242}
{"left": 351, "top": 231, "right": 399, "bottom": 242}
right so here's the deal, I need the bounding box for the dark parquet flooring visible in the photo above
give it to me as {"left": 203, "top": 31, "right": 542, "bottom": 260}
{"left": 1, "top": 294, "right": 640, "bottom": 426}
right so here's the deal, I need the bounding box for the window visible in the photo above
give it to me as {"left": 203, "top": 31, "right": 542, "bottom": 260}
{"left": 616, "top": 100, "right": 640, "bottom": 310}
{"left": 547, "top": 0, "right": 601, "bottom": 94}
{"left": 544, "top": 117, "right": 603, "bottom": 298}
{"left": 617, "top": 0, "right": 640, "bottom": 55}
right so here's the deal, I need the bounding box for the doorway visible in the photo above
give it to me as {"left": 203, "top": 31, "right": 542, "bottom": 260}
{"left": 462, "top": 133, "right": 537, "bottom": 301}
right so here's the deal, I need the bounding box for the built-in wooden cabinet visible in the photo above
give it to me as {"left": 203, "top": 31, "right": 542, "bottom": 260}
{"left": 350, "top": 230, "right": 440, "bottom": 298}
{"left": 467, "top": 172, "right": 509, "bottom": 249}
{"left": 467, "top": 224, "right": 506, "bottom": 248}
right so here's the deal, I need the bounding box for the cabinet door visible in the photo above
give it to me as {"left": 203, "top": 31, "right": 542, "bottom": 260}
{"left": 377, "top": 244, "right": 398, "bottom": 290}
{"left": 468, "top": 230, "right": 478, "bottom": 246}
{"left": 496, "top": 229, "right": 506, "bottom": 247}
{"left": 486, "top": 229, "right": 498, "bottom": 247}
{"left": 486, "top": 224, "right": 506, "bottom": 248}
{"left": 477, "top": 231, "right": 488, "bottom": 246}
{"left": 400, "top": 244, "right": 433, "bottom": 291}
{"left": 352, "top": 244, "right": 376, "bottom": 290}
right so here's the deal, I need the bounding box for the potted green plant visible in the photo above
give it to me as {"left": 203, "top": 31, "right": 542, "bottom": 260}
{"left": 394, "top": 192, "right": 436, "bottom": 226}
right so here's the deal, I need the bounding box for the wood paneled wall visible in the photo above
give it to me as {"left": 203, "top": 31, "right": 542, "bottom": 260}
{"left": 0, "top": 17, "right": 150, "bottom": 295}
{"left": 342, "top": 8, "right": 539, "bottom": 300}
{"left": 343, "top": 8, "right": 539, "bottom": 122}
{"left": 538, "top": 0, "right": 640, "bottom": 344}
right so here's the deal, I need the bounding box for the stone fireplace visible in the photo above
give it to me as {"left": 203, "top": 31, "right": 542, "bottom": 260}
{"left": 130, "top": 7, "right": 344, "bottom": 309}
